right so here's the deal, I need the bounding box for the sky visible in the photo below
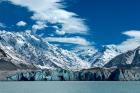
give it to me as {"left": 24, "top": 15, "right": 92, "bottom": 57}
{"left": 66, "top": 0, "right": 140, "bottom": 46}
{"left": 0, "top": 0, "right": 140, "bottom": 51}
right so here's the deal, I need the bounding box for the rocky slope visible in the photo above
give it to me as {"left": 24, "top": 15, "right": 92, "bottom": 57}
{"left": 105, "top": 46, "right": 140, "bottom": 68}
{"left": 0, "top": 44, "right": 36, "bottom": 70}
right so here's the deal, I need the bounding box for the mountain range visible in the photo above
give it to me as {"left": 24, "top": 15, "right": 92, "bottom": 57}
{"left": 0, "top": 30, "right": 140, "bottom": 72}
{"left": 0, "top": 30, "right": 89, "bottom": 71}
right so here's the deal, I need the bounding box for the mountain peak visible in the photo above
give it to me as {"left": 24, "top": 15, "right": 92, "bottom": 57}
{"left": 102, "top": 45, "right": 121, "bottom": 53}
{"left": 91, "top": 45, "right": 122, "bottom": 67}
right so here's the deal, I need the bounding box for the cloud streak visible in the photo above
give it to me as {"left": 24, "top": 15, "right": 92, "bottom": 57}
{"left": 117, "top": 30, "right": 140, "bottom": 52}
{"left": 122, "top": 30, "right": 140, "bottom": 38}
{"left": 45, "top": 37, "right": 90, "bottom": 46}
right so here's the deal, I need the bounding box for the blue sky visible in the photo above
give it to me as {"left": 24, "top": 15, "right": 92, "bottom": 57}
{"left": 1, "top": 0, "right": 140, "bottom": 51}
{"left": 66, "top": 0, "right": 140, "bottom": 46}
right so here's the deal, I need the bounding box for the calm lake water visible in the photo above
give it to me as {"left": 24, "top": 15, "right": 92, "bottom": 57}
{"left": 0, "top": 81, "right": 140, "bottom": 93}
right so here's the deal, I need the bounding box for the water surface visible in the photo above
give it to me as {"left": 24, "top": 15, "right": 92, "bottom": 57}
{"left": 0, "top": 81, "right": 139, "bottom": 93}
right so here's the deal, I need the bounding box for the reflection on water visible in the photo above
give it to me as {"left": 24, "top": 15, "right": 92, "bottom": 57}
{"left": 0, "top": 81, "right": 140, "bottom": 93}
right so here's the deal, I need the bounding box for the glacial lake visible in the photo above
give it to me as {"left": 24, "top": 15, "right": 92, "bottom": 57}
{"left": 0, "top": 81, "right": 140, "bottom": 93}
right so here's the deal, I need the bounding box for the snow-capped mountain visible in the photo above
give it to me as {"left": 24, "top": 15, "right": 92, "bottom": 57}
{"left": 73, "top": 45, "right": 122, "bottom": 67}
{"left": 72, "top": 46, "right": 98, "bottom": 64}
{"left": 0, "top": 30, "right": 89, "bottom": 70}
{"left": 105, "top": 46, "right": 140, "bottom": 68}
{"left": 1, "top": 30, "right": 138, "bottom": 71}
{"left": 72, "top": 45, "right": 122, "bottom": 67}
{"left": 91, "top": 45, "right": 122, "bottom": 67}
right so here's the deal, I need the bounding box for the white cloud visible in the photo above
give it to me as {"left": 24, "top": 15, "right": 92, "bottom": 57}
{"left": 45, "top": 37, "right": 90, "bottom": 46}
{"left": 16, "top": 21, "right": 27, "bottom": 26}
{"left": 32, "top": 21, "right": 47, "bottom": 31}
{"left": 7, "top": 0, "right": 92, "bottom": 48}
{"left": 117, "top": 30, "right": 140, "bottom": 52}
{"left": 73, "top": 45, "right": 98, "bottom": 54}
{"left": 55, "top": 30, "right": 65, "bottom": 35}
{"left": 122, "top": 30, "right": 140, "bottom": 38}
{"left": 8, "top": 0, "right": 88, "bottom": 34}
{"left": 117, "top": 38, "right": 140, "bottom": 52}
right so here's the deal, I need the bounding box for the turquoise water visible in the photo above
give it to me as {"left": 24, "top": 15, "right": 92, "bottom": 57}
{"left": 0, "top": 81, "right": 140, "bottom": 93}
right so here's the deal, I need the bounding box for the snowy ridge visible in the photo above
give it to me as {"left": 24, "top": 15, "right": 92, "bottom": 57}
{"left": 72, "top": 46, "right": 98, "bottom": 64}
{"left": 0, "top": 30, "right": 89, "bottom": 70}
{"left": 92, "top": 45, "right": 122, "bottom": 67}
{"left": 73, "top": 45, "right": 122, "bottom": 67}
{"left": 105, "top": 46, "right": 140, "bottom": 68}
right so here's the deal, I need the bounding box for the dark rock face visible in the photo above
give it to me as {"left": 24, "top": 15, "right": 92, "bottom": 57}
{"left": 0, "top": 48, "right": 18, "bottom": 70}
{"left": 0, "top": 58, "right": 37, "bottom": 70}
{"left": 0, "top": 48, "right": 7, "bottom": 57}
{"left": 7, "top": 68, "right": 140, "bottom": 81}
{"left": 0, "top": 59, "right": 18, "bottom": 70}
{"left": 0, "top": 47, "right": 37, "bottom": 70}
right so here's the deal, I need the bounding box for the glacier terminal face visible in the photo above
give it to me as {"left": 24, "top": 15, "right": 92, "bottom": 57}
{"left": 6, "top": 68, "right": 140, "bottom": 81}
